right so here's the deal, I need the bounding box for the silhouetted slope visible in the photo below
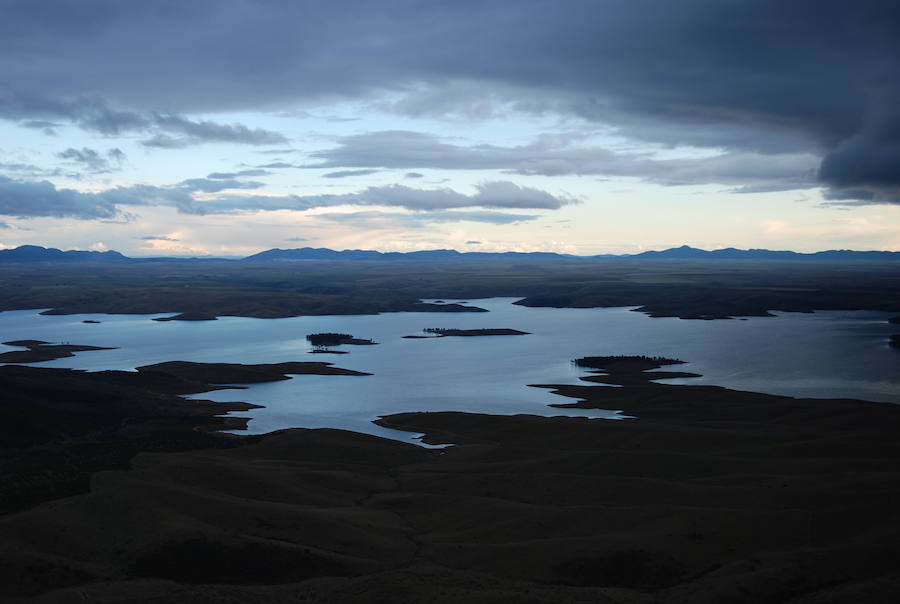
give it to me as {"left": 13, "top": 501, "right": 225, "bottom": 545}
{"left": 629, "top": 245, "right": 900, "bottom": 261}
{"left": 243, "top": 245, "right": 900, "bottom": 262}
{"left": 0, "top": 245, "right": 128, "bottom": 263}
{"left": 2, "top": 244, "right": 898, "bottom": 263}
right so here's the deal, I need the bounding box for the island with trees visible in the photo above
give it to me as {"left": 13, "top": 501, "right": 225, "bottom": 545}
{"left": 306, "top": 332, "right": 378, "bottom": 353}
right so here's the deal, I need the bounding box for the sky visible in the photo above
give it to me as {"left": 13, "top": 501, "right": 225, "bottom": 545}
{"left": 1, "top": 0, "right": 900, "bottom": 257}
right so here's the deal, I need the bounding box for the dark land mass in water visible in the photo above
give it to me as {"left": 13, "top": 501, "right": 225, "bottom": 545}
{"left": 891, "top": 334, "right": 899, "bottom": 348}
{"left": 0, "top": 358, "right": 367, "bottom": 515}
{"left": 0, "top": 259, "right": 899, "bottom": 320}
{"left": 136, "top": 360, "right": 370, "bottom": 383}
{"left": 890, "top": 315, "right": 900, "bottom": 324}
{"left": 405, "top": 327, "right": 531, "bottom": 338}
{"left": 152, "top": 311, "right": 218, "bottom": 321}
{"left": 0, "top": 339, "right": 116, "bottom": 363}
{"left": 3, "top": 357, "right": 900, "bottom": 602}
{"left": 306, "top": 332, "right": 378, "bottom": 347}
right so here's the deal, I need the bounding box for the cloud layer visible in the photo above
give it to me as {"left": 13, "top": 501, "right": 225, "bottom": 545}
{"left": 306, "top": 130, "right": 819, "bottom": 189}
{"left": 1, "top": 1, "right": 898, "bottom": 201}
{"left": 0, "top": 176, "right": 567, "bottom": 222}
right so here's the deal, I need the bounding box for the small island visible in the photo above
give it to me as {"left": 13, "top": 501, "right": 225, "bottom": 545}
{"left": 404, "top": 327, "right": 530, "bottom": 338}
{"left": 567, "top": 355, "right": 700, "bottom": 386}
{"left": 571, "top": 354, "right": 685, "bottom": 371}
{"left": 0, "top": 340, "right": 116, "bottom": 363}
{"left": 306, "top": 332, "right": 377, "bottom": 353}
{"left": 891, "top": 334, "right": 900, "bottom": 348}
{"left": 153, "top": 312, "right": 218, "bottom": 322}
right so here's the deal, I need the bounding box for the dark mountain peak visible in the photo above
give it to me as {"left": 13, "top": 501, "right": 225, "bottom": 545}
{"left": 0, "top": 245, "right": 129, "bottom": 263}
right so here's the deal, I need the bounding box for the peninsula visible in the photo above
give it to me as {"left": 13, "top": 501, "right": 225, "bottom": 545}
{"left": 0, "top": 340, "right": 116, "bottom": 363}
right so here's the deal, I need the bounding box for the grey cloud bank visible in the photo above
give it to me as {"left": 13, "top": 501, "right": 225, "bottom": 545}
{"left": 0, "top": 174, "right": 569, "bottom": 220}
{"left": 0, "top": 175, "right": 119, "bottom": 219}
{"left": 56, "top": 147, "right": 125, "bottom": 173}
{"left": 0, "top": 90, "right": 287, "bottom": 148}
{"left": 314, "top": 210, "right": 537, "bottom": 226}
{"left": 307, "top": 130, "right": 819, "bottom": 189}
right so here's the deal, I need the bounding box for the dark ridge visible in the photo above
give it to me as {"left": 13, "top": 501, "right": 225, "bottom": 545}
{"left": 242, "top": 245, "right": 900, "bottom": 263}
{"left": 3, "top": 244, "right": 900, "bottom": 265}
{"left": 0, "top": 245, "right": 129, "bottom": 263}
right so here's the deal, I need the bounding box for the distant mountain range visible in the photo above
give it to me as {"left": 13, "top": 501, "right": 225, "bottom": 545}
{"left": 242, "top": 247, "right": 579, "bottom": 262}
{"left": 2, "top": 244, "right": 899, "bottom": 263}
{"left": 628, "top": 245, "right": 900, "bottom": 261}
{"left": 241, "top": 245, "right": 900, "bottom": 262}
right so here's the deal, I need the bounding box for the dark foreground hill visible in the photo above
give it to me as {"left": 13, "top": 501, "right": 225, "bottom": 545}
{"left": 3, "top": 357, "right": 900, "bottom": 602}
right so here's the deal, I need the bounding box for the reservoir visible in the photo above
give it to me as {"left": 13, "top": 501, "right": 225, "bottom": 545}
{"left": 1, "top": 298, "right": 897, "bottom": 442}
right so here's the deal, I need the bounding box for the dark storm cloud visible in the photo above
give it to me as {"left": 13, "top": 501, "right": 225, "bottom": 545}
{"left": 405, "top": 172, "right": 424, "bottom": 179}
{"left": 2, "top": 0, "right": 898, "bottom": 198}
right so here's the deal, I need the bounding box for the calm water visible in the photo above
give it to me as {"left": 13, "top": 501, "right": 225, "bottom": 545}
{"left": 1, "top": 298, "right": 897, "bottom": 444}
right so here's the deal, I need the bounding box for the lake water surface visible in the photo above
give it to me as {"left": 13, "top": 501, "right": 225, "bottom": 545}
{"left": 1, "top": 298, "right": 897, "bottom": 443}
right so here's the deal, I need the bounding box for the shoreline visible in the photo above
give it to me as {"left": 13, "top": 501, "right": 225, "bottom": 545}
{"left": 2, "top": 260, "right": 898, "bottom": 321}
